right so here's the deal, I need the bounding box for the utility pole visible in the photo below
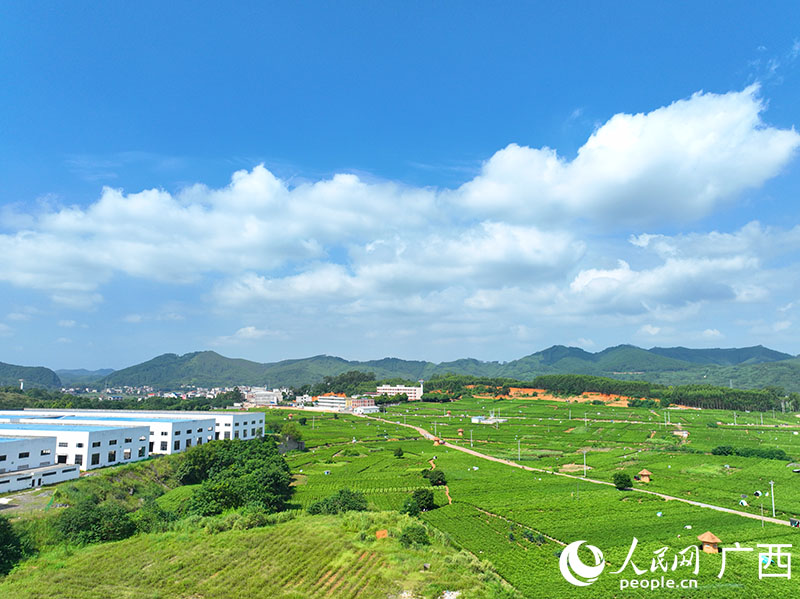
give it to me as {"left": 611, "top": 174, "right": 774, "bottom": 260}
{"left": 761, "top": 502, "right": 764, "bottom": 527}
{"left": 576, "top": 479, "right": 579, "bottom": 500}
{"left": 761, "top": 413, "right": 763, "bottom": 426}
{"left": 312, "top": 414, "right": 315, "bottom": 429}
{"left": 470, "top": 430, "right": 473, "bottom": 447}
{"left": 770, "top": 480, "right": 775, "bottom": 518}
{"left": 583, "top": 451, "right": 587, "bottom": 478}
{"left": 734, "top": 412, "right": 737, "bottom": 426}
{"left": 518, "top": 437, "right": 521, "bottom": 461}
{"left": 584, "top": 412, "right": 587, "bottom": 426}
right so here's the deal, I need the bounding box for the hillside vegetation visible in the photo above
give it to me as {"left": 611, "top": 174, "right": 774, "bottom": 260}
{"left": 0, "top": 362, "right": 61, "bottom": 389}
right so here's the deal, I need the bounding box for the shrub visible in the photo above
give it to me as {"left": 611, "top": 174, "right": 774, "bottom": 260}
{"left": 130, "top": 498, "right": 175, "bottom": 534}
{"left": 394, "top": 447, "right": 404, "bottom": 458}
{"left": 0, "top": 515, "right": 22, "bottom": 575}
{"left": 399, "top": 523, "right": 430, "bottom": 547}
{"left": 307, "top": 489, "right": 368, "bottom": 515}
{"left": 613, "top": 472, "right": 632, "bottom": 491}
{"left": 56, "top": 500, "right": 136, "bottom": 545}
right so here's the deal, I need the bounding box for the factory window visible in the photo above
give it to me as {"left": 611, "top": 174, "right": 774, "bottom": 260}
{"left": 174, "top": 431, "right": 180, "bottom": 435}
{"left": 108, "top": 451, "right": 116, "bottom": 462}
{"left": 58, "top": 442, "right": 68, "bottom": 447}
{"left": 186, "top": 429, "right": 191, "bottom": 435}
{"left": 185, "top": 438, "right": 192, "bottom": 448}
{"left": 76, "top": 443, "right": 84, "bottom": 448}
{"left": 57, "top": 455, "right": 67, "bottom": 464}
{"left": 234, "top": 431, "right": 239, "bottom": 439}
{"left": 109, "top": 440, "right": 117, "bottom": 446}
{"left": 173, "top": 440, "right": 180, "bottom": 451}
{"left": 160, "top": 441, "right": 168, "bottom": 451}
{"left": 139, "top": 436, "right": 146, "bottom": 442}
{"left": 197, "top": 428, "right": 203, "bottom": 433}
{"left": 161, "top": 431, "right": 168, "bottom": 436}
{"left": 41, "top": 449, "right": 52, "bottom": 455}
{"left": 0, "top": 455, "right": 5, "bottom": 461}
{"left": 75, "top": 455, "right": 83, "bottom": 466}
{"left": 224, "top": 432, "right": 230, "bottom": 440}
{"left": 124, "top": 438, "right": 132, "bottom": 443}
{"left": 92, "top": 441, "right": 101, "bottom": 448}
{"left": 18, "top": 452, "right": 29, "bottom": 459}
{"left": 91, "top": 453, "right": 100, "bottom": 465}
{"left": 123, "top": 449, "right": 131, "bottom": 460}
{"left": 138, "top": 446, "right": 146, "bottom": 457}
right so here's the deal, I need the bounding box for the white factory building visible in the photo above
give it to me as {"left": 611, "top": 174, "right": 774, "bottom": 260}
{"left": 6, "top": 415, "right": 217, "bottom": 455}
{"left": 0, "top": 409, "right": 267, "bottom": 494}
{"left": 0, "top": 436, "right": 80, "bottom": 492}
{"left": 0, "top": 422, "right": 150, "bottom": 471}
{"left": 8, "top": 409, "right": 265, "bottom": 442}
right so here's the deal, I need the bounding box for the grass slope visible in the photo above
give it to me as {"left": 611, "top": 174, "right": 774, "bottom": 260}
{"left": 0, "top": 512, "right": 517, "bottom": 599}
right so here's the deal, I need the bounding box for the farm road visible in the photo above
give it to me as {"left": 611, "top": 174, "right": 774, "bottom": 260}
{"left": 366, "top": 415, "right": 791, "bottom": 527}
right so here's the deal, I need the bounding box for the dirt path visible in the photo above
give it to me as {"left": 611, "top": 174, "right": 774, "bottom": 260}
{"left": 365, "top": 415, "right": 792, "bottom": 527}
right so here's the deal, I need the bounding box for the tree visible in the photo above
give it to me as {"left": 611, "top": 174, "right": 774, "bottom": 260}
{"left": 281, "top": 422, "right": 302, "bottom": 442}
{"left": 400, "top": 497, "right": 420, "bottom": 516}
{"left": 394, "top": 447, "right": 404, "bottom": 458}
{"left": 298, "top": 417, "right": 307, "bottom": 426}
{"left": 613, "top": 472, "right": 632, "bottom": 491}
{"left": 0, "top": 515, "right": 21, "bottom": 575}
{"left": 411, "top": 488, "right": 435, "bottom": 512}
{"left": 423, "top": 469, "right": 447, "bottom": 486}
{"left": 399, "top": 524, "right": 430, "bottom": 547}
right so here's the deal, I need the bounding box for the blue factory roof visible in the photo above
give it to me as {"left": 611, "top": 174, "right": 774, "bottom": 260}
{"left": 41, "top": 415, "right": 193, "bottom": 424}
{"left": 0, "top": 423, "right": 138, "bottom": 433}
{"left": 0, "top": 437, "right": 28, "bottom": 443}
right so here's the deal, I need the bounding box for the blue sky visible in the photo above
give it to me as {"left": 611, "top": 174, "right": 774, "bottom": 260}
{"left": 1, "top": 2, "right": 800, "bottom": 370}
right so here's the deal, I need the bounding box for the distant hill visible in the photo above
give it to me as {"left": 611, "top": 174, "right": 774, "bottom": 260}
{"left": 0, "top": 361, "right": 61, "bottom": 389}
{"left": 56, "top": 368, "right": 115, "bottom": 386}
{"left": 648, "top": 345, "right": 793, "bottom": 365}
{"left": 94, "top": 344, "right": 800, "bottom": 391}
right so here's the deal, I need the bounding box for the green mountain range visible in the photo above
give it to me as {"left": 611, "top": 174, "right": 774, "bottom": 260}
{"left": 3, "top": 344, "right": 799, "bottom": 391}
{"left": 94, "top": 344, "right": 800, "bottom": 391}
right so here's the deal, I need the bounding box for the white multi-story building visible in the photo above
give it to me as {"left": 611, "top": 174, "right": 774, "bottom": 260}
{"left": 375, "top": 382, "right": 424, "bottom": 401}
{"left": 0, "top": 423, "right": 150, "bottom": 471}
{"left": 0, "top": 436, "right": 80, "bottom": 493}
{"left": 315, "top": 396, "right": 349, "bottom": 411}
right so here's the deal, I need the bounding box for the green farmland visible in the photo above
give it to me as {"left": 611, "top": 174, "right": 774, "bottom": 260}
{"left": 274, "top": 396, "right": 800, "bottom": 598}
